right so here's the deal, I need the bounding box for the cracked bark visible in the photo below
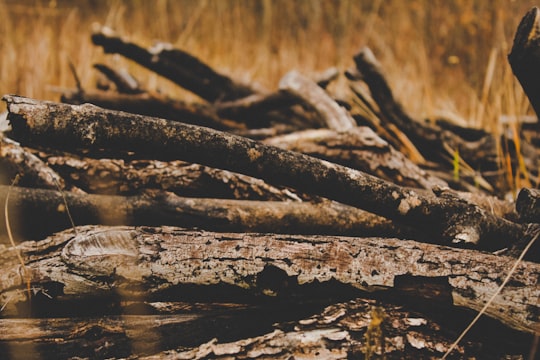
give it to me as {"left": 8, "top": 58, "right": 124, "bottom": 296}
{"left": 4, "top": 95, "right": 525, "bottom": 249}
{"left": 0, "top": 225, "right": 538, "bottom": 335}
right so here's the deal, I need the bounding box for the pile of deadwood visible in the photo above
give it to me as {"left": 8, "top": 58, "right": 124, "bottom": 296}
{"left": 1, "top": 8, "right": 540, "bottom": 360}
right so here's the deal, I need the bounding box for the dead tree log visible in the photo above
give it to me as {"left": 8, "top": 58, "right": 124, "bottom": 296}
{"left": 4, "top": 95, "right": 526, "bottom": 249}
{"left": 279, "top": 70, "right": 356, "bottom": 131}
{"left": 0, "top": 135, "right": 66, "bottom": 190}
{"left": 138, "top": 299, "right": 534, "bottom": 360}
{"left": 91, "top": 26, "right": 256, "bottom": 102}
{"left": 61, "top": 88, "right": 244, "bottom": 131}
{"left": 2, "top": 297, "right": 531, "bottom": 359}
{"left": 264, "top": 127, "right": 447, "bottom": 190}
{"left": 0, "top": 185, "right": 405, "bottom": 244}
{"left": 1, "top": 226, "right": 538, "bottom": 334}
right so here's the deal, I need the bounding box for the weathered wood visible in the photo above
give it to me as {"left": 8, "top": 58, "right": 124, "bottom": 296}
{"left": 516, "top": 187, "right": 540, "bottom": 223}
{"left": 3, "top": 297, "right": 531, "bottom": 359}
{"left": 93, "top": 63, "right": 144, "bottom": 94}
{"left": 279, "top": 70, "right": 357, "bottom": 131}
{"left": 61, "top": 88, "right": 243, "bottom": 131}
{"left": 4, "top": 95, "right": 525, "bottom": 249}
{"left": 0, "top": 185, "right": 405, "bottom": 244}
{"left": 0, "top": 135, "right": 66, "bottom": 190}
{"left": 1, "top": 226, "right": 538, "bottom": 334}
{"left": 352, "top": 47, "right": 505, "bottom": 191}
{"left": 91, "top": 26, "right": 256, "bottom": 102}
{"left": 0, "top": 303, "right": 320, "bottom": 360}
{"left": 39, "top": 152, "right": 305, "bottom": 200}
{"left": 139, "top": 299, "right": 534, "bottom": 360}
{"left": 508, "top": 6, "right": 540, "bottom": 130}
{"left": 264, "top": 127, "right": 447, "bottom": 190}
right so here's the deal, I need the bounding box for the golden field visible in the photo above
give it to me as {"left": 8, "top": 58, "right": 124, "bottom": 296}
{"left": 0, "top": 0, "right": 538, "bottom": 132}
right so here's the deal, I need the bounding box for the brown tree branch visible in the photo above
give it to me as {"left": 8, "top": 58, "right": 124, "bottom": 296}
{"left": 4, "top": 96, "right": 525, "bottom": 249}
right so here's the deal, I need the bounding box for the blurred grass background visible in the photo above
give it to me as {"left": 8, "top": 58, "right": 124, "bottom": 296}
{"left": 0, "top": 0, "right": 537, "bottom": 132}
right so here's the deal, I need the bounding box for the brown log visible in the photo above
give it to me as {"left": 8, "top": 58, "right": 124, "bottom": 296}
{"left": 93, "top": 63, "right": 144, "bottom": 94}
{"left": 264, "top": 127, "right": 447, "bottom": 190}
{"left": 1, "top": 298, "right": 531, "bottom": 359}
{"left": 0, "top": 134, "right": 67, "bottom": 190}
{"left": 91, "top": 26, "right": 256, "bottom": 102}
{"left": 61, "top": 88, "right": 243, "bottom": 131}
{"left": 39, "top": 152, "right": 305, "bottom": 200}
{"left": 4, "top": 95, "right": 525, "bottom": 249}
{"left": 1, "top": 226, "right": 538, "bottom": 334}
{"left": 279, "top": 70, "right": 357, "bottom": 131}
{"left": 352, "top": 47, "right": 504, "bottom": 191}
{"left": 139, "top": 299, "right": 534, "bottom": 360}
{"left": 0, "top": 185, "right": 405, "bottom": 245}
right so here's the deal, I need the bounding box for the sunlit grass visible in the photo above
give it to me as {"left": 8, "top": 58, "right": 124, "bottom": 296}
{"left": 1, "top": 0, "right": 536, "bottom": 126}
{"left": 1, "top": 0, "right": 537, "bottom": 194}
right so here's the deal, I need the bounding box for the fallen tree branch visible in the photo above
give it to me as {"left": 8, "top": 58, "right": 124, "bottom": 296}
{"left": 1, "top": 226, "right": 538, "bottom": 334}
{"left": 0, "top": 135, "right": 67, "bottom": 190}
{"left": 0, "top": 185, "right": 405, "bottom": 244}
{"left": 91, "top": 26, "right": 256, "bottom": 102}
{"left": 279, "top": 70, "right": 356, "bottom": 131}
{"left": 61, "top": 88, "right": 244, "bottom": 131}
{"left": 264, "top": 127, "right": 447, "bottom": 190}
{"left": 39, "top": 152, "right": 305, "bottom": 201}
{"left": 4, "top": 95, "right": 525, "bottom": 249}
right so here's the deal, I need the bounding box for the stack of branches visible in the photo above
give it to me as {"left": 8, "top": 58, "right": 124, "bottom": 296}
{"left": 0, "top": 9, "right": 539, "bottom": 360}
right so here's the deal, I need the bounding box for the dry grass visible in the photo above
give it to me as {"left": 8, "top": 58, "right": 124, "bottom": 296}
{"left": 0, "top": 0, "right": 537, "bottom": 131}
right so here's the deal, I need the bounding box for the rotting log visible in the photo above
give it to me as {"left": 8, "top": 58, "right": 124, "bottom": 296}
{"left": 4, "top": 95, "right": 526, "bottom": 249}
{"left": 0, "top": 225, "right": 538, "bottom": 334}
{"left": 138, "top": 299, "right": 534, "bottom": 360}
{"left": 0, "top": 185, "right": 407, "bottom": 244}
{"left": 1, "top": 298, "right": 531, "bottom": 359}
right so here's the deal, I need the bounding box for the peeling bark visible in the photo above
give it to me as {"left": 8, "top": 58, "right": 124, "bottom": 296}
{"left": 1, "top": 226, "right": 538, "bottom": 334}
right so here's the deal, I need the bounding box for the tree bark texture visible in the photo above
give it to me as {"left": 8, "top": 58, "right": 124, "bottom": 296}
{"left": 0, "top": 185, "right": 405, "bottom": 245}
{"left": 0, "top": 226, "right": 538, "bottom": 335}
{"left": 4, "top": 96, "right": 526, "bottom": 250}
{"left": 38, "top": 152, "right": 305, "bottom": 201}
{"left": 61, "top": 88, "right": 244, "bottom": 131}
{"left": 264, "top": 127, "right": 447, "bottom": 190}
